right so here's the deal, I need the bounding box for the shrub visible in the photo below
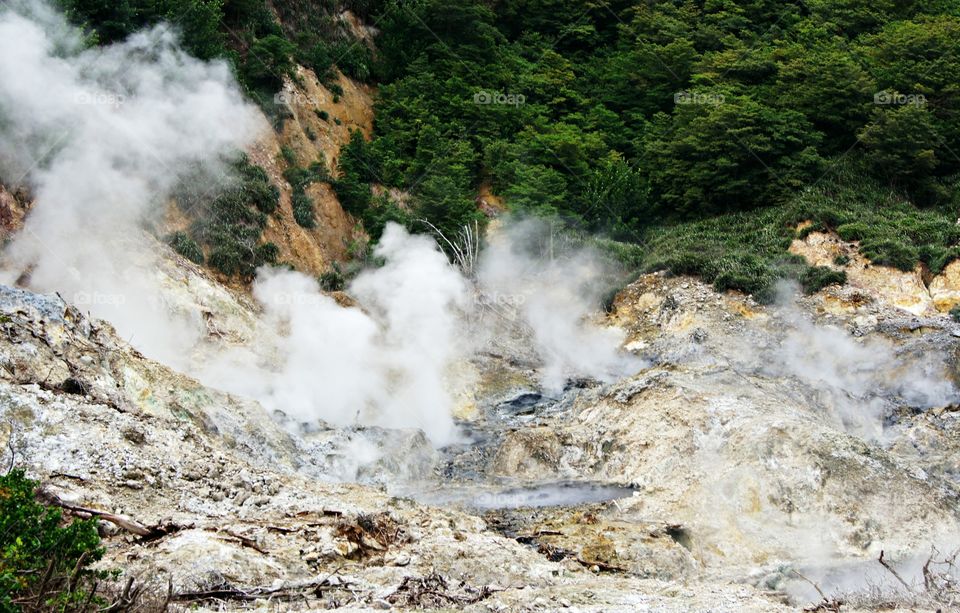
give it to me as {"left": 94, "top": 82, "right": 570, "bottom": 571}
{"left": 241, "top": 34, "right": 297, "bottom": 91}
{"left": 292, "top": 192, "right": 317, "bottom": 228}
{"left": 331, "top": 42, "right": 373, "bottom": 81}
{"left": 0, "top": 469, "right": 106, "bottom": 612}
{"left": 285, "top": 161, "right": 329, "bottom": 228}
{"left": 319, "top": 266, "right": 346, "bottom": 291}
{"left": 280, "top": 146, "right": 298, "bottom": 167}
{"left": 167, "top": 231, "right": 204, "bottom": 264}
{"left": 951, "top": 305, "right": 960, "bottom": 322}
{"left": 859, "top": 238, "right": 919, "bottom": 271}
{"left": 172, "top": 154, "right": 281, "bottom": 278}
{"left": 800, "top": 266, "right": 847, "bottom": 294}
{"left": 643, "top": 91, "right": 824, "bottom": 217}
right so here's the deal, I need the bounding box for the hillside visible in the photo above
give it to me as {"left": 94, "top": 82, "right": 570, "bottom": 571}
{"left": 1, "top": 1, "right": 960, "bottom": 612}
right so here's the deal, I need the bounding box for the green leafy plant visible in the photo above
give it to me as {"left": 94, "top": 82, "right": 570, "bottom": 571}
{"left": 0, "top": 469, "right": 106, "bottom": 612}
{"left": 167, "top": 231, "right": 204, "bottom": 264}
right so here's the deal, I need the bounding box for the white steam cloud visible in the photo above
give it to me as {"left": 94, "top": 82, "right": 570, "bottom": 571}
{"left": 765, "top": 282, "right": 958, "bottom": 440}
{"left": 202, "top": 225, "right": 471, "bottom": 446}
{"left": 0, "top": 2, "right": 641, "bottom": 453}
{"left": 201, "top": 220, "right": 642, "bottom": 447}
{"left": 0, "top": 0, "right": 264, "bottom": 366}
{"left": 478, "top": 219, "right": 643, "bottom": 393}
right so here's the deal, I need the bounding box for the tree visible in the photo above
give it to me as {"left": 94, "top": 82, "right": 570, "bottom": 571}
{"left": 241, "top": 34, "right": 296, "bottom": 91}
{"left": 0, "top": 470, "right": 105, "bottom": 611}
{"left": 858, "top": 104, "right": 945, "bottom": 201}
{"left": 643, "top": 91, "right": 823, "bottom": 216}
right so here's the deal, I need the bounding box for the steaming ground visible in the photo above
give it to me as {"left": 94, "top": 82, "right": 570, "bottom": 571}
{"left": 0, "top": 1, "right": 640, "bottom": 447}
{"left": 0, "top": 0, "right": 955, "bottom": 457}
{"left": 0, "top": 0, "right": 264, "bottom": 368}
{"left": 3, "top": 2, "right": 960, "bottom": 608}
{"left": 200, "top": 219, "right": 643, "bottom": 447}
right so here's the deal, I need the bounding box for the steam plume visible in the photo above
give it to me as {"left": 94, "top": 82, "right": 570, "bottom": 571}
{"left": 0, "top": 0, "right": 264, "bottom": 366}
{"left": 477, "top": 218, "right": 644, "bottom": 393}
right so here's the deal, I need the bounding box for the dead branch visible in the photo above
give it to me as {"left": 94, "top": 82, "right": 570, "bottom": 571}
{"left": 878, "top": 550, "right": 915, "bottom": 592}
{"left": 387, "top": 571, "right": 500, "bottom": 608}
{"left": 416, "top": 219, "right": 481, "bottom": 276}
{"left": 172, "top": 574, "right": 348, "bottom": 604}
{"left": 792, "top": 569, "right": 843, "bottom": 612}
{"left": 215, "top": 529, "right": 269, "bottom": 554}
{"left": 36, "top": 485, "right": 186, "bottom": 540}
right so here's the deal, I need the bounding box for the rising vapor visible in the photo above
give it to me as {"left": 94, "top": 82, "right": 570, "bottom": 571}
{"left": 0, "top": 0, "right": 264, "bottom": 366}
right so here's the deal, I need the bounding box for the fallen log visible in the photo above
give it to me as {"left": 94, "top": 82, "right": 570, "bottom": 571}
{"left": 36, "top": 484, "right": 185, "bottom": 540}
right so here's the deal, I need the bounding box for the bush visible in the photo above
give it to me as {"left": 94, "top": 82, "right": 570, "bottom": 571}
{"left": 285, "top": 161, "right": 329, "bottom": 229}
{"left": 167, "top": 231, "right": 205, "bottom": 264}
{"left": 319, "top": 265, "right": 346, "bottom": 291}
{"left": 800, "top": 266, "right": 847, "bottom": 294}
{"left": 643, "top": 91, "right": 824, "bottom": 217}
{"left": 0, "top": 469, "right": 106, "bottom": 612}
{"left": 241, "top": 34, "right": 297, "bottom": 91}
{"left": 173, "top": 154, "right": 281, "bottom": 278}
{"left": 951, "top": 305, "right": 960, "bottom": 322}
{"left": 331, "top": 42, "right": 373, "bottom": 81}
{"left": 292, "top": 192, "right": 317, "bottom": 228}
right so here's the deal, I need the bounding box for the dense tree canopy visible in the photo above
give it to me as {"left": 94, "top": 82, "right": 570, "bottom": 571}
{"left": 337, "top": 0, "right": 960, "bottom": 240}
{"left": 57, "top": 0, "right": 960, "bottom": 295}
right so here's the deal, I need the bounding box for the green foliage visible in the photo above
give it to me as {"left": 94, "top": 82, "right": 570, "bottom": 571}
{"left": 361, "top": 194, "right": 413, "bottom": 241}
{"left": 291, "top": 192, "right": 316, "bottom": 228}
{"left": 352, "top": 0, "right": 960, "bottom": 262}
{"left": 241, "top": 34, "right": 296, "bottom": 91}
{"left": 951, "top": 305, "right": 960, "bottom": 323}
{"left": 319, "top": 266, "right": 346, "bottom": 291}
{"left": 790, "top": 165, "right": 960, "bottom": 274}
{"left": 800, "top": 266, "right": 848, "bottom": 294}
{"left": 167, "top": 231, "right": 205, "bottom": 264}
{"left": 284, "top": 159, "right": 329, "bottom": 229}
{"left": 55, "top": 0, "right": 227, "bottom": 59}
{"left": 63, "top": 0, "right": 960, "bottom": 283}
{"left": 176, "top": 154, "right": 280, "bottom": 278}
{"left": 0, "top": 469, "right": 105, "bottom": 612}
{"left": 857, "top": 105, "right": 946, "bottom": 202}
{"left": 629, "top": 165, "right": 957, "bottom": 301}
{"left": 643, "top": 91, "right": 824, "bottom": 217}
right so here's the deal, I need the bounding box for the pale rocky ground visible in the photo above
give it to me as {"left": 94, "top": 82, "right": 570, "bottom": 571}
{"left": 3, "top": 227, "right": 960, "bottom": 611}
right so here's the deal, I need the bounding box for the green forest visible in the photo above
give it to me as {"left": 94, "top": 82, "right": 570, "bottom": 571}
{"left": 57, "top": 0, "right": 960, "bottom": 300}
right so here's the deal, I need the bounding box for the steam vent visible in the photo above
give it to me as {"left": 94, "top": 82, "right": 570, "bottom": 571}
{"left": 2, "top": 1, "right": 960, "bottom": 611}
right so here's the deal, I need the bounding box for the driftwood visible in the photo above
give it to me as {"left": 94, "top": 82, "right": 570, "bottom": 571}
{"left": 36, "top": 485, "right": 186, "bottom": 540}
{"left": 173, "top": 569, "right": 345, "bottom": 604}
{"left": 878, "top": 550, "right": 915, "bottom": 592}
{"left": 216, "top": 529, "right": 269, "bottom": 554}
{"left": 387, "top": 571, "right": 500, "bottom": 608}
{"left": 792, "top": 569, "right": 844, "bottom": 613}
